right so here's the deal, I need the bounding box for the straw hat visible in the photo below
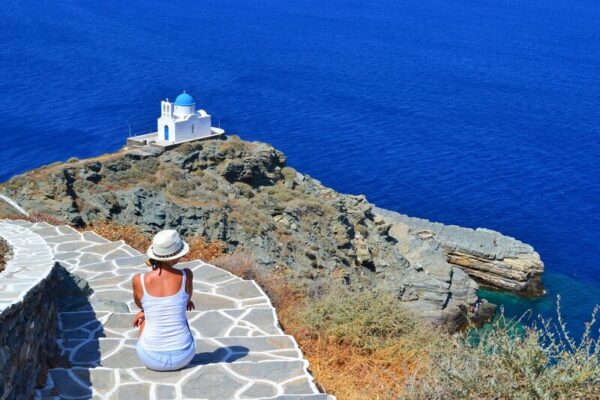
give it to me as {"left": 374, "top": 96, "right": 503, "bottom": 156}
{"left": 146, "top": 230, "right": 189, "bottom": 261}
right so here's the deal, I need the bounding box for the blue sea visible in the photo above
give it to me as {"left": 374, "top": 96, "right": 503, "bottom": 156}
{"left": 1, "top": 0, "right": 599, "bottom": 335}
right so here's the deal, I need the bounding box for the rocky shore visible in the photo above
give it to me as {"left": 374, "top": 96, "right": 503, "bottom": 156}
{"left": 0, "top": 135, "right": 544, "bottom": 330}
{"left": 374, "top": 209, "right": 545, "bottom": 296}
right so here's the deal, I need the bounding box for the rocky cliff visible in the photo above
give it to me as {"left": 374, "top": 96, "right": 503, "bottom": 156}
{"left": 374, "top": 209, "right": 545, "bottom": 296}
{"left": 0, "top": 136, "right": 543, "bottom": 329}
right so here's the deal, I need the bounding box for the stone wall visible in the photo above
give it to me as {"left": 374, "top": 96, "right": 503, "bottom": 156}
{"left": 0, "top": 221, "right": 57, "bottom": 400}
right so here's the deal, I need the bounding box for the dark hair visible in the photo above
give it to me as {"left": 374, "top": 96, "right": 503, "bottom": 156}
{"left": 145, "top": 258, "right": 165, "bottom": 275}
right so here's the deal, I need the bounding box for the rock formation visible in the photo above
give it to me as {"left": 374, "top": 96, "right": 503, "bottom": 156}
{"left": 0, "top": 135, "right": 543, "bottom": 329}
{"left": 375, "top": 208, "right": 545, "bottom": 296}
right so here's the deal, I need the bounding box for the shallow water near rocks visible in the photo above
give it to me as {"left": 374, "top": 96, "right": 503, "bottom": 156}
{"left": 1, "top": 0, "right": 599, "bottom": 336}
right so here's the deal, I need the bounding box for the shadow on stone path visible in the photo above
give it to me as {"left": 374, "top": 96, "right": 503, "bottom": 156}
{"left": 46, "top": 265, "right": 102, "bottom": 399}
{"left": 190, "top": 345, "right": 250, "bottom": 366}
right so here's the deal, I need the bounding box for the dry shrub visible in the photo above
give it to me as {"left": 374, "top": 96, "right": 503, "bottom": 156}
{"left": 85, "top": 220, "right": 151, "bottom": 252}
{"left": 83, "top": 220, "right": 224, "bottom": 262}
{"left": 212, "top": 252, "right": 293, "bottom": 307}
{"left": 404, "top": 299, "right": 600, "bottom": 400}
{"left": 298, "top": 287, "right": 421, "bottom": 350}
{"left": 290, "top": 286, "right": 434, "bottom": 399}
{"left": 0, "top": 236, "right": 12, "bottom": 272}
{"left": 212, "top": 252, "right": 261, "bottom": 279}
{"left": 212, "top": 252, "right": 435, "bottom": 399}
{"left": 0, "top": 211, "right": 64, "bottom": 226}
{"left": 182, "top": 236, "right": 224, "bottom": 262}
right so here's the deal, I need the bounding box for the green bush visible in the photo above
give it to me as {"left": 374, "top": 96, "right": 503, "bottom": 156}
{"left": 297, "top": 285, "right": 420, "bottom": 350}
{"left": 405, "top": 297, "right": 600, "bottom": 399}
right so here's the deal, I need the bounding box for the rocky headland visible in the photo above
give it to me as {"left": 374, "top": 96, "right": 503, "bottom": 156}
{"left": 0, "top": 135, "right": 544, "bottom": 330}
{"left": 375, "top": 209, "right": 545, "bottom": 296}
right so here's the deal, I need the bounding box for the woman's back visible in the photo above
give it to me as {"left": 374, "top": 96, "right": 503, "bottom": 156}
{"left": 138, "top": 269, "right": 193, "bottom": 352}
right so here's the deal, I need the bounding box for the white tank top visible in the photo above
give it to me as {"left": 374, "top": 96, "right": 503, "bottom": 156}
{"left": 139, "top": 270, "right": 194, "bottom": 352}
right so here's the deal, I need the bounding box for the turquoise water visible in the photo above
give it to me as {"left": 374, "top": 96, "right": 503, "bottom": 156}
{"left": 1, "top": 0, "right": 599, "bottom": 335}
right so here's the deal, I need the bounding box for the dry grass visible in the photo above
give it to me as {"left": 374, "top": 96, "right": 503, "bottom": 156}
{"left": 212, "top": 252, "right": 434, "bottom": 399}
{"left": 0, "top": 237, "right": 11, "bottom": 273}
{"left": 288, "top": 289, "right": 434, "bottom": 399}
{"left": 3, "top": 212, "right": 597, "bottom": 399}
{"left": 85, "top": 219, "right": 152, "bottom": 252}
{"left": 404, "top": 302, "right": 600, "bottom": 400}
{"left": 85, "top": 220, "right": 225, "bottom": 262}
{"left": 0, "top": 211, "right": 65, "bottom": 226}
{"left": 181, "top": 236, "right": 225, "bottom": 262}
{"left": 0, "top": 213, "right": 226, "bottom": 263}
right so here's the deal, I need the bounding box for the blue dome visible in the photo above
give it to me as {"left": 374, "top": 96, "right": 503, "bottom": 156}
{"left": 174, "top": 92, "right": 195, "bottom": 106}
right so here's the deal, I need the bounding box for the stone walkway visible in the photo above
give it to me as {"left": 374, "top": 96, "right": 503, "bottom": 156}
{"left": 0, "top": 220, "right": 332, "bottom": 400}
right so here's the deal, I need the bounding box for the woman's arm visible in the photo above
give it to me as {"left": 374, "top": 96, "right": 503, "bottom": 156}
{"left": 184, "top": 268, "right": 195, "bottom": 311}
{"left": 132, "top": 274, "right": 145, "bottom": 327}
{"left": 132, "top": 273, "right": 144, "bottom": 310}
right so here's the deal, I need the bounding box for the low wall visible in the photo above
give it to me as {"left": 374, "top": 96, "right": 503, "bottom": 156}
{"left": 0, "top": 221, "right": 57, "bottom": 400}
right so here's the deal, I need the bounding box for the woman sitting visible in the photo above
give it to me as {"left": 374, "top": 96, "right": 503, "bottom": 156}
{"left": 131, "top": 230, "right": 196, "bottom": 371}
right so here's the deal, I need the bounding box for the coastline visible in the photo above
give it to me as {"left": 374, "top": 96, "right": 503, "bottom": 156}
{"left": 0, "top": 136, "right": 546, "bottom": 330}
{"left": 373, "top": 207, "right": 545, "bottom": 297}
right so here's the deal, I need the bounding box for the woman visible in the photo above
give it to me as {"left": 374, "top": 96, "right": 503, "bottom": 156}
{"left": 131, "top": 229, "right": 196, "bottom": 371}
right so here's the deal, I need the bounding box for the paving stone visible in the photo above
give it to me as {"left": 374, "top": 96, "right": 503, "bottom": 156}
{"left": 89, "top": 289, "right": 132, "bottom": 304}
{"left": 55, "top": 241, "right": 95, "bottom": 252}
{"left": 60, "top": 309, "right": 283, "bottom": 340}
{"left": 89, "top": 299, "right": 130, "bottom": 313}
{"left": 283, "top": 377, "right": 318, "bottom": 395}
{"left": 192, "top": 264, "right": 238, "bottom": 283}
{"left": 84, "top": 241, "right": 127, "bottom": 255}
{"left": 191, "top": 292, "right": 238, "bottom": 310}
{"left": 181, "top": 364, "right": 247, "bottom": 399}
{"left": 79, "top": 252, "right": 104, "bottom": 266}
{"left": 113, "top": 382, "right": 153, "bottom": 399}
{"left": 79, "top": 368, "right": 114, "bottom": 396}
{"left": 156, "top": 384, "right": 177, "bottom": 399}
{"left": 57, "top": 225, "right": 79, "bottom": 235}
{"left": 49, "top": 369, "right": 92, "bottom": 398}
{"left": 104, "top": 249, "right": 132, "bottom": 261}
{"left": 230, "top": 360, "right": 309, "bottom": 382}
{"left": 217, "top": 280, "right": 264, "bottom": 300}
{"left": 45, "top": 234, "right": 84, "bottom": 244}
{"left": 0, "top": 221, "right": 333, "bottom": 399}
{"left": 87, "top": 275, "right": 131, "bottom": 288}
{"left": 241, "top": 381, "right": 279, "bottom": 398}
{"left": 82, "top": 231, "right": 110, "bottom": 244}
{"left": 57, "top": 336, "right": 299, "bottom": 368}
{"left": 114, "top": 255, "right": 148, "bottom": 267}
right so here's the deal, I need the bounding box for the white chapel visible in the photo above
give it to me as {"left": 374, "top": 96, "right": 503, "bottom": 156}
{"left": 157, "top": 91, "right": 213, "bottom": 144}
{"left": 126, "top": 91, "right": 224, "bottom": 148}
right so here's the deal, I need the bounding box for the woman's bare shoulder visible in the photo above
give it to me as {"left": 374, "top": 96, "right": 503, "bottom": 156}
{"left": 132, "top": 272, "right": 143, "bottom": 286}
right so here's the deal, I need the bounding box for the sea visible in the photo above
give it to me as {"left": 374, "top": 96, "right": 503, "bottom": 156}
{"left": 1, "top": 0, "right": 599, "bottom": 336}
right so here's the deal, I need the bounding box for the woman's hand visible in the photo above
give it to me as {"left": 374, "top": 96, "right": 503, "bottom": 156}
{"left": 133, "top": 310, "right": 145, "bottom": 328}
{"left": 187, "top": 300, "right": 195, "bottom": 311}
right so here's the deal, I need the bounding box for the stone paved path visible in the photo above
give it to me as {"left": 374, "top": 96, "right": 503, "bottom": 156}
{"left": 1, "top": 220, "right": 333, "bottom": 400}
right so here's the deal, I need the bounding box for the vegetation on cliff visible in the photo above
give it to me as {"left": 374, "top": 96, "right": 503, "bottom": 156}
{"left": 0, "top": 236, "right": 10, "bottom": 273}
{"left": 1, "top": 214, "right": 597, "bottom": 399}
{"left": 0, "top": 136, "right": 484, "bottom": 329}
